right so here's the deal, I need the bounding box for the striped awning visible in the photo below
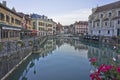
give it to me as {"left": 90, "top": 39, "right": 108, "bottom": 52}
{"left": 1, "top": 24, "right": 22, "bottom": 31}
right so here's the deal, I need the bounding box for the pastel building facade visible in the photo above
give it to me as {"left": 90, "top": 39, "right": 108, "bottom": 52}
{"left": 31, "top": 14, "right": 56, "bottom": 36}
{"left": 88, "top": 1, "right": 120, "bottom": 37}
{"left": 74, "top": 21, "right": 88, "bottom": 35}
{"left": 0, "top": 1, "right": 22, "bottom": 42}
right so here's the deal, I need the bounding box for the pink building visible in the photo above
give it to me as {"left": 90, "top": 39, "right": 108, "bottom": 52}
{"left": 74, "top": 21, "right": 88, "bottom": 35}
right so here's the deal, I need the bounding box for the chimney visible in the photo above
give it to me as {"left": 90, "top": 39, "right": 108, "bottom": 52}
{"left": 92, "top": 8, "right": 97, "bottom": 13}
{"left": 2, "top": 1, "right": 6, "bottom": 7}
{"left": 12, "top": 7, "right": 16, "bottom": 12}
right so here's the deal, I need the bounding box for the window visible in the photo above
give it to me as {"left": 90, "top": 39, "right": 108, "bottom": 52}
{"left": 48, "top": 24, "right": 52, "bottom": 27}
{"left": 0, "top": 13, "right": 5, "bottom": 21}
{"left": 6, "top": 15, "right": 10, "bottom": 22}
{"left": 42, "top": 23, "right": 44, "bottom": 26}
{"left": 10, "top": 31, "right": 14, "bottom": 37}
{"left": 118, "top": 20, "right": 120, "bottom": 24}
{"left": 11, "top": 17, "right": 14, "bottom": 23}
{"left": 108, "top": 30, "right": 110, "bottom": 34}
{"left": 39, "top": 27, "right": 40, "bottom": 31}
{"left": 1, "top": 30, "right": 8, "bottom": 38}
{"left": 1, "top": 30, "right": 5, "bottom": 38}
{"left": 109, "top": 12, "right": 112, "bottom": 17}
{"left": 91, "top": 30, "right": 93, "bottom": 34}
{"left": 99, "top": 30, "right": 101, "bottom": 33}
{"left": 105, "top": 22, "right": 107, "bottom": 26}
{"left": 38, "top": 22, "right": 41, "bottom": 26}
{"left": 15, "top": 19, "right": 21, "bottom": 25}
{"left": 38, "top": 22, "right": 45, "bottom": 26}
{"left": 101, "top": 14, "right": 103, "bottom": 18}
{"left": 97, "top": 22, "right": 99, "bottom": 26}
{"left": 118, "top": 11, "right": 120, "bottom": 16}
{"left": 33, "top": 22, "right": 36, "bottom": 29}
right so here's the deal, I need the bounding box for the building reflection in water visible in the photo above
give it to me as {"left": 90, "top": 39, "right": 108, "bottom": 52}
{"left": 4, "top": 38, "right": 120, "bottom": 80}
{"left": 86, "top": 41, "right": 120, "bottom": 67}
{"left": 6, "top": 38, "right": 89, "bottom": 80}
{"left": 0, "top": 48, "right": 32, "bottom": 79}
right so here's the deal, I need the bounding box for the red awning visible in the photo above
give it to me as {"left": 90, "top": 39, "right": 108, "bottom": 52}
{"left": 32, "top": 30, "right": 38, "bottom": 33}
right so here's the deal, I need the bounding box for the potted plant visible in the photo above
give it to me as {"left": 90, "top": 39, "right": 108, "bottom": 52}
{"left": 17, "top": 40, "right": 25, "bottom": 47}
{"left": 29, "top": 40, "right": 33, "bottom": 46}
{"left": 89, "top": 57, "right": 120, "bottom": 80}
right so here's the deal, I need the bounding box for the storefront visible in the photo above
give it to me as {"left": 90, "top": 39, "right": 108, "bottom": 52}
{"left": 0, "top": 24, "right": 22, "bottom": 42}
{"left": 31, "top": 30, "right": 37, "bottom": 36}
{"left": 20, "top": 28, "right": 32, "bottom": 39}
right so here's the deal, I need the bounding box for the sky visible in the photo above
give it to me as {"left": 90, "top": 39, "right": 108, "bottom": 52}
{"left": 0, "top": 0, "right": 119, "bottom": 25}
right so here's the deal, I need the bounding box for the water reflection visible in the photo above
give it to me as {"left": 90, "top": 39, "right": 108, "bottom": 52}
{"left": 0, "top": 48, "right": 32, "bottom": 80}
{"left": 86, "top": 42, "right": 120, "bottom": 66}
{"left": 6, "top": 38, "right": 90, "bottom": 80}
{"left": 5, "top": 38, "right": 120, "bottom": 80}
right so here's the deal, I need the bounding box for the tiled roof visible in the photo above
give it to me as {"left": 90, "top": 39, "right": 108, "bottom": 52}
{"left": 18, "top": 12, "right": 31, "bottom": 20}
{"left": 18, "top": 12, "right": 24, "bottom": 17}
{"left": 95, "top": 1, "right": 120, "bottom": 13}
{"left": 0, "top": 3, "right": 22, "bottom": 18}
{"left": 75, "top": 21, "right": 88, "bottom": 25}
{"left": 30, "top": 14, "right": 41, "bottom": 18}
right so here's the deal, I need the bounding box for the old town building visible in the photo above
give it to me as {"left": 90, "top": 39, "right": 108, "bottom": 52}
{"left": 30, "top": 14, "right": 56, "bottom": 36}
{"left": 56, "top": 23, "right": 64, "bottom": 35}
{"left": 18, "top": 12, "right": 32, "bottom": 38}
{"left": 52, "top": 21, "right": 57, "bottom": 35}
{"left": 63, "top": 26, "right": 69, "bottom": 34}
{"left": 88, "top": 1, "right": 120, "bottom": 37}
{"left": 74, "top": 21, "right": 88, "bottom": 36}
{"left": 0, "top": 1, "right": 22, "bottom": 42}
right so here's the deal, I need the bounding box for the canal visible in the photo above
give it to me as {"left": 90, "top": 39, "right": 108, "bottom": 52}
{"left": 4, "top": 38, "right": 120, "bottom": 80}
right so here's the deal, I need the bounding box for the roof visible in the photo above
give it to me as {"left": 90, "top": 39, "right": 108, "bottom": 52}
{"left": 30, "top": 14, "right": 41, "bottom": 18}
{"left": 1, "top": 23, "right": 22, "bottom": 29}
{"left": 0, "top": 3, "right": 22, "bottom": 18}
{"left": 95, "top": 1, "right": 120, "bottom": 13}
{"left": 18, "top": 12, "right": 31, "bottom": 20}
{"left": 75, "top": 21, "right": 88, "bottom": 25}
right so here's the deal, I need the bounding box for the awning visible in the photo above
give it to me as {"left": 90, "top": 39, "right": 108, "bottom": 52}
{"left": 32, "top": 30, "right": 38, "bottom": 33}
{"left": 1, "top": 24, "right": 22, "bottom": 31}
{"left": 2, "top": 26, "right": 21, "bottom": 31}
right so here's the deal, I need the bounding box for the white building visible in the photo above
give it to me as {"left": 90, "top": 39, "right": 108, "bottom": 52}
{"left": 31, "top": 14, "right": 56, "bottom": 36}
{"left": 88, "top": 1, "right": 120, "bottom": 37}
{"left": 74, "top": 21, "right": 88, "bottom": 36}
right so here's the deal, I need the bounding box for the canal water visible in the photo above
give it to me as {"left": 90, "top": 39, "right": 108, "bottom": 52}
{"left": 5, "top": 38, "right": 120, "bottom": 80}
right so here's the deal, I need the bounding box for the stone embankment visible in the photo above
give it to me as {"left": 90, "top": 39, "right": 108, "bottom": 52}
{"left": 0, "top": 36, "right": 47, "bottom": 80}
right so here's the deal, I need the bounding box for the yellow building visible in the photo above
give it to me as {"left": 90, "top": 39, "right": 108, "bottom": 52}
{"left": 18, "top": 13, "right": 32, "bottom": 38}
{"left": 46, "top": 19, "right": 53, "bottom": 36}
{"left": 31, "top": 14, "right": 56, "bottom": 36}
{"left": 0, "top": 1, "right": 22, "bottom": 42}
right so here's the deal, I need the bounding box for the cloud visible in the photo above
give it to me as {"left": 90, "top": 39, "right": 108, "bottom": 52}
{"left": 50, "top": 9, "right": 92, "bottom": 25}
